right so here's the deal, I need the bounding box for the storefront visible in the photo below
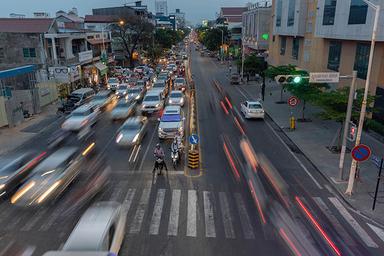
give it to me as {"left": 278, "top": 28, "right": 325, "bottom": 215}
{"left": 82, "top": 62, "right": 108, "bottom": 85}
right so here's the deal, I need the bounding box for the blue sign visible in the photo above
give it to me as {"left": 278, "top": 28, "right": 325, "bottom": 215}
{"left": 371, "top": 154, "right": 383, "bottom": 168}
{"left": 351, "top": 144, "right": 371, "bottom": 162}
{"left": 189, "top": 134, "right": 199, "bottom": 145}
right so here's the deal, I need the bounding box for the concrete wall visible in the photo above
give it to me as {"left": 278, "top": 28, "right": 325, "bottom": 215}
{"left": 0, "top": 33, "right": 44, "bottom": 70}
{"left": 37, "top": 81, "right": 59, "bottom": 107}
{"left": 0, "top": 96, "right": 8, "bottom": 127}
{"left": 274, "top": 0, "right": 307, "bottom": 37}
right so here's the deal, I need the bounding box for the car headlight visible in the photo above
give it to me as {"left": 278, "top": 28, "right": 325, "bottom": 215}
{"left": 0, "top": 184, "right": 5, "bottom": 190}
{"left": 155, "top": 103, "right": 160, "bottom": 107}
{"left": 132, "top": 133, "right": 140, "bottom": 143}
{"left": 37, "top": 180, "right": 61, "bottom": 204}
{"left": 180, "top": 98, "right": 184, "bottom": 103}
{"left": 135, "top": 95, "right": 140, "bottom": 100}
{"left": 141, "top": 104, "right": 146, "bottom": 109}
{"left": 123, "top": 91, "right": 127, "bottom": 95}
{"left": 158, "top": 127, "right": 163, "bottom": 132}
{"left": 178, "top": 126, "right": 184, "bottom": 132}
{"left": 116, "top": 133, "right": 123, "bottom": 143}
{"left": 115, "top": 92, "right": 119, "bottom": 95}
{"left": 169, "top": 99, "right": 173, "bottom": 104}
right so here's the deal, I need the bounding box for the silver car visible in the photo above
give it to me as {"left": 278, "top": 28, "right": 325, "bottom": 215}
{"left": 126, "top": 86, "right": 145, "bottom": 102}
{"left": 168, "top": 90, "right": 185, "bottom": 107}
{"left": 116, "top": 116, "right": 148, "bottom": 147}
{"left": 110, "top": 99, "right": 137, "bottom": 120}
{"left": 62, "top": 104, "right": 100, "bottom": 131}
{"left": 115, "top": 84, "right": 129, "bottom": 98}
{"left": 91, "top": 90, "right": 113, "bottom": 108}
{"left": 10, "top": 147, "right": 87, "bottom": 206}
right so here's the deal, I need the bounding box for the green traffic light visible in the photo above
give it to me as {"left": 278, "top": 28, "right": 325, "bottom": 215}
{"left": 293, "top": 76, "right": 301, "bottom": 83}
{"left": 262, "top": 33, "right": 269, "bottom": 40}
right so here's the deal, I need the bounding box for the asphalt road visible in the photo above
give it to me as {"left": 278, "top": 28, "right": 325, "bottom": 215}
{"left": 0, "top": 45, "right": 384, "bottom": 256}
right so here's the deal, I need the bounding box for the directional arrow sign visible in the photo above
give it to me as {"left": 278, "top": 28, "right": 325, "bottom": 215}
{"left": 189, "top": 134, "right": 199, "bottom": 145}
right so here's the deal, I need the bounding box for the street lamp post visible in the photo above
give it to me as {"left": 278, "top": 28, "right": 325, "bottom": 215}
{"left": 346, "top": 0, "right": 380, "bottom": 195}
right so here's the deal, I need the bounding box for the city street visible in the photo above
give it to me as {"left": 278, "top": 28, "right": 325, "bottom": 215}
{"left": 1, "top": 45, "right": 384, "bottom": 256}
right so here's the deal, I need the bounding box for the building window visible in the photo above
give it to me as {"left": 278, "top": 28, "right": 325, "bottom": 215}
{"left": 287, "top": 0, "right": 296, "bottom": 26}
{"left": 280, "top": 36, "right": 286, "bottom": 55}
{"left": 348, "top": 0, "right": 368, "bottom": 25}
{"left": 23, "top": 48, "right": 36, "bottom": 58}
{"left": 354, "top": 43, "right": 370, "bottom": 79}
{"left": 327, "top": 41, "right": 342, "bottom": 71}
{"left": 292, "top": 38, "right": 299, "bottom": 60}
{"left": 0, "top": 48, "right": 4, "bottom": 58}
{"left": 323, "top": 0, "right": 337, "bottom": 25}
{"left": 276, "top": 0, "right": 282, "bottom": 27}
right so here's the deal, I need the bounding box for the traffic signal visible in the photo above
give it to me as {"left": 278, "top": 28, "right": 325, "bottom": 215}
{"left": 275, "top": 75, "right": 303, "bottom": 84}
{"left": 348, "top": 122, "right": 357, "bottom": 142}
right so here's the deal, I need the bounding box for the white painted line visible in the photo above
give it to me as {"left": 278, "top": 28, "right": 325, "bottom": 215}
{"left": 130, "top": 188, "right": 151, "bottom": 234}
{"left": 187, "top": 190, "right": 197, "bottom": 237}
{"left": 128, "top": 145, "right": 137, "bottom": 162}
{"left": 233, "top": 106, "right": 244, "bottom": 123}
{"left": 203, "top": 191, "right": 216, "bottom": 238}
{"left": 219, "top": 192, "right": 235, "bottom": 239}
{"left": 133, "top": 144, "right": 141, "bottom": 162}
{"left": 367, "top": 223, "right": 384, "bottom": 243}
{"left": 312, "top": 197, "right": 356, "bottom": 246}
{"left": 168, "top": 189, "right": 181, "bottom": 236}
{"left": 234, "top": 86, "right": 250, "bottom": 100}
{"left": 330, "top": 177, "right": 348, "bottom": 184}
{"left": 138, "top": 123, "right": 158, "bottom": 170}
{"left": 122, "top": 188, "right": 136, "bottom": 213}
{"left": 234, "top": 193, "right": 255, "bottom": 239}
{"left": 328, "top": 197, "right": 378, "bottom": 248}
{"left": 149, "top": 189, "right": 166, "bottom": 235}
{"left": 264, "top": 120, "right": 323, "bottom": 190}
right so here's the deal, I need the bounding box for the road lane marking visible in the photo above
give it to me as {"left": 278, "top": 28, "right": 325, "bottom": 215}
{"left": 312, "top": 197, "right": 356, "bottom": 246}
{"left": 328, "top": 197, "right": 378, "bottom": 248}
{"left": 149, "top": 189, "right": 166, "bottom": 235}
{"left": 367, "top": 223, "right": 384, "bottom": 242}
{"left": 129, "top": 188, "right": 151, "bottom": 234}
{"left": 138, "top": 123, "right": 158, "bottom": 171}
{"left": 128, "top": 145, "right": 137, "bottom": 162}
{"left": 187, "top": 190, "right": 197, "bottom": 237}
{"left": 133, "top": 144, "right": 141, "bottom": 162}
{"left": 233, "top": 106, "right": 244, "bottom": 123}
{"left": 122, "top": 188, "right": 136, "bottom": 212}
{"left": 264, "top": 120, "right": 323, "bottom": 190}
{"left": 168, "top": 189, "right": 181, "bottom": 236}
{"left": 219, "top": 192, "right": 235, "bottom": 239}
{"left": 203, "top": 191, "right": 216, "bottom": 238}
{"left": 234, "top": 193, "right": 255, "bottom": 239}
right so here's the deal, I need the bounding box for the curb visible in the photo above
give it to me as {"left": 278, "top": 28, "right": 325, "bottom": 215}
{"left": 265, "top": 112, "right": 384, "bottom": 228}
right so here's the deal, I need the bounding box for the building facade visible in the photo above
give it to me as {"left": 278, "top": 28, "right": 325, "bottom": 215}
{"left": 169, "top": 9, "right": 186, "bottom": 29}
{"left": 155, "top": 0, "right": 168, "bottom": 16}
{"left": 269, "top": 0, "right": 384, "bottom": 124}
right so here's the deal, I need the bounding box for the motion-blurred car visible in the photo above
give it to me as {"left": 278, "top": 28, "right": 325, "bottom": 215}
{"left": 115, "top": 84, "right": 129, "bottom": 98}
{"left": 173, "top": 77, "right": 187, "bottom": 92}
{"left": 61, "top": 202, "right": 126, "bottom": 255}
{"left": 158, "top": 106, "right": 185, "bottom": 139}
{"left": 110, "top": 99, "right": 136, "bottom": 120}
{"left": 141, "top": 90, "right": 164, "bottom": 114}
{"left": 107, "top": 77, "right": 120, "bottom": 91}
{"left": 91, "top": 91, "right": 113, "bottom": 108}
{"left": 136, "top": 79, "right": 150, "bottom": 90}
{"left": 168, "top": 90, "right": 185, "bottom": 107}
{"left": 116, "top": 116, "right": 148, "bottom": 147}
{"left": 241, "top": 100, "right": 265, "bottom": 119}
{"left": 62, "top": 104, "right": 100, "bottom": 131}
{"left": 126, "top": 86, "right": 144, "bottom": 102}
{"left": 10, "top": 147, "right": 91, "bottom": 206}
{"left": 230, "top": 73, "right": 241, "bottom": 85}
{"left": 152, "top": 81, "right": 168, "bottom": 97}
{"left": 0, "top": 152, "right": 46, "bottom": 199}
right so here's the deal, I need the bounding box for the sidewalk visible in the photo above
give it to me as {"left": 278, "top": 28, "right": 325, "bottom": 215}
{"left": 0, "top": 103, "right": 59, "bottom": 155}
{"left": 259, "top": 81, "right": 384, "bottom": 224}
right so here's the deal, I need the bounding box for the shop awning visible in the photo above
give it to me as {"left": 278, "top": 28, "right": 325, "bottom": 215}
{"left": 94, "top": 62, "right": 108, "bottom": 76}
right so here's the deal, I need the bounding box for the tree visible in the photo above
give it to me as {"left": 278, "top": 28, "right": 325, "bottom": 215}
{"left": 265, "top": 65, "right": 296, "bottom": 103}
{"left": 111, "top": 15, "right": 154, "bottom": 67}
{"left": 155, "top": 29, "right": 184, "bottom": 49}
{"left": 236, "top": 53, "right": 264, "bottom": 76}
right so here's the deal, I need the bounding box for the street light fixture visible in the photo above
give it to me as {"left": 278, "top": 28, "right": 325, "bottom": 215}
{"left": 119, "top": 20, "right": 125, "bottom": 26}
{"left": 345, "top": 0, "right": 380, "bottom": 195}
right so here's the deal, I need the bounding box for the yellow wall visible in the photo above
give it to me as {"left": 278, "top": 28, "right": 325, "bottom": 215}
{"left": 37, "top": 81, "right": 59, "bottom": 107}
{"left": 0, "top": 96, "right": 8, "bottom": 127}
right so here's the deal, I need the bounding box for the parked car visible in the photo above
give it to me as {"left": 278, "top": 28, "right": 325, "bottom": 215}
{"left": 69, "top": 88, "right": 95, "bottom": 107}
{"left": 240, "top": 100, "right": 265, "bottom": 119}
{"left": 62, "top": 104, "right": 100, "bottom": 131}
{"left": 173, "top": 77, "right": 187, "bottom": 92}
{"left": 116, "top": 116, "right": 148, "bottom": 147}
{"left": 91, "top": 90, "right": 113, "bottom": 108}
{"left": 230, "top": 73, "right": 241, "bottom": 85}
{"left": 141, "top": 90, "right": 164, "bottom": 114}
{"left": 168, "top": 90, "right": 185, "bottom": 107}
{"left": 107, "top": 77, "right": 120, "bottom": 91}
{"left": 110, "top": 99, "right": 137, "bottom": 120}
{"left": 158, "top": 105, "right": 185, "bottom": 139}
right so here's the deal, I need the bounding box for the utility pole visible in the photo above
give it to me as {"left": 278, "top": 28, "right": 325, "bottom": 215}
{"left": 338, "top": 71, "right": 357, "bottom": 180}
{"left": 346, "top": 2, "right": 380, "bottom": 195}
{"left": 241, "top": 37, "right": 245, "bottom": 81}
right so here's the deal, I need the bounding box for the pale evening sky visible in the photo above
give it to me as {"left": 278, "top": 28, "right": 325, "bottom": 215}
{"left": 0, "top": 0, "right": 256, "bottom": 24}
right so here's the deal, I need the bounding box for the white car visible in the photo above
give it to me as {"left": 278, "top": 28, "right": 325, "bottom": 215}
{"left": 173, "top": 77, "right": 187, "bottom": 92}
{"left": 168, "top": 90, "right": 185, "bottom": 107}
{"left": 107, "top": 77, "right": 120, "bottom": 91}
{"left": 62, "top": 104, "right": 100, "bottom": 131}
{"left": 115, "top": 84, "right": 129, "bottom": 98}
{"left": 141, "top": 90, "right": 164, "bottom": 114}
{"left": 110, "top": 99, "right": 137, "bottom": 120}
{"left": 91, "top": 90, "right": 113, "bottom": 108}
{"left": 152, "top": 81, "right": 168, "bottom": 97}
{"left": 241, "top": 100, "right": 265, "bottom": 119}
{"left": 158, "top": 106, "right": 185, "bottom": 139}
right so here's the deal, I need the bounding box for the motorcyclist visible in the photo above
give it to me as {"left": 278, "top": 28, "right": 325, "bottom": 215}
{"left": 171, "top": 137, "right": 180, "bottom": 153}
{"left": 153, "top": 143, "right": 168, "bottom": 174}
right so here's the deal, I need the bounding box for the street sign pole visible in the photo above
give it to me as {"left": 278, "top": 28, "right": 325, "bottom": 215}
{"left": 372, "top": 157, "right": 383, "bottom": 211}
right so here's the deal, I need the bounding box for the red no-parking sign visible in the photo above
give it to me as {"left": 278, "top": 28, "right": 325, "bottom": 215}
{"left": 288, "top": 96, "right": 299, "bottom": 107}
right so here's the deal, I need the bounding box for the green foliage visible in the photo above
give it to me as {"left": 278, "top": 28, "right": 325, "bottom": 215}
{"left": 196, "top": 27, "right": 229, "bottom": 51}
{"left": 155, "top": 29, "right": 184, "bottom": 49}
{"left": 236, "top": 53, "right": 266, "bottom": 76}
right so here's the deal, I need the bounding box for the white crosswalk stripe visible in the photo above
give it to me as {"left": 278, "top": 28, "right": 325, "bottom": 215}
{"left": 219, "top": 192, "right": 235, "bottom": 239}
{"left": 234, "top": 193, "right": 255, "bottom": 239}
{"left": 129, "top": 188, "right": 151, "bottom": 234}
{"left": 203, "top": 191, "right": 216, "bottom": 238}
{"left": 187, "top": 190, "right": 197, "bottom": 237}
{"left": 328, "top": 197, "right": 378, "bottom": 248}
{"left": 149, "top": 189, "right": 166, "bottom": 235}
{"left": 168, "top": 189, "right": 181, "bottom": 236}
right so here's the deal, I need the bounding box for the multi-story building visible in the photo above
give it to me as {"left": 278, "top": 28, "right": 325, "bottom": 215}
{"left": 269, "top": 0, "right": 384, "bottom": 123}
{"left": 155, "top": 0, "right": 168, "bottom": 16}
{"left": 169, "top": 9, "right": 186, "bottom": 29}
{"left": 217, "top": 7, "right": 248, "bottom": 50}
{"left": 242, "top": 2, "right": 272, "bottom": 52}
{"left": 155, "top": 15, "right": 176, "bottom": 30}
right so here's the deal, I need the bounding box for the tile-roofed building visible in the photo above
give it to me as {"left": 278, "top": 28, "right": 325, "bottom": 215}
{"left": 0, "top": 18, "right": 53, "bottom": 33}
